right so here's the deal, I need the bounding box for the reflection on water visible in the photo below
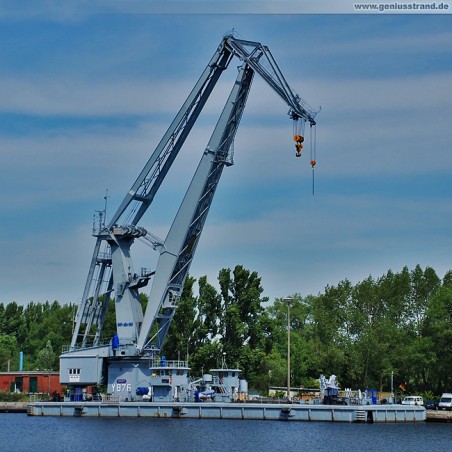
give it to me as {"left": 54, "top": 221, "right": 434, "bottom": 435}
{"left": 0, "top": 414, "right": 450, "bottom": 452}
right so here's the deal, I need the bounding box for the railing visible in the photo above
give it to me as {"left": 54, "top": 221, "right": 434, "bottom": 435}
{"left": 101, "top": 394, "right": 120, "bottom": 404}
{"left": 149, "top": 359, "right": 188, "bottom": 369}
{"left": 61, "top": 340, "right": 112, "bottom": 354}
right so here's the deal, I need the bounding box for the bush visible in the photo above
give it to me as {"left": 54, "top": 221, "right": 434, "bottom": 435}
{"left": 0, "top": 391, "right": 29, "bottom": 402}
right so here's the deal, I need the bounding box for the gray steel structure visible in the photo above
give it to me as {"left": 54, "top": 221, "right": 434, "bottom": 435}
{"left": 28, "top": 401, "right": 427, "bottom": 423}
{"left": 61, "top": 35, "right": 317, "bottom": 391}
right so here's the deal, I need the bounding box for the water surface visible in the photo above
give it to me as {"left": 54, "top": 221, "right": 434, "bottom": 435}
{"left": 0, "top": 414, "right": 449, "bottom": 452}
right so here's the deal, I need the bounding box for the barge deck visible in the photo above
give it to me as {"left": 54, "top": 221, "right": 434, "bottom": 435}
{"left": 27, "top": 401, "right": 426, "bottom": 423}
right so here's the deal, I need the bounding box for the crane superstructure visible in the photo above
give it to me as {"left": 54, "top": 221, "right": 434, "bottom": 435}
{"left": 60, "top": 35, "right": 317, "bottom": 398}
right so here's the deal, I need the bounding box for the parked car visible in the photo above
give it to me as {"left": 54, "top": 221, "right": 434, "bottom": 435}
{"left": 401, "top": 396, "right": 424, "bottom": 406}
{"left": 424, "top": 400, "right": 438, "bottom": 410}
{"left": 438, "top": 393, "right": 452, "bottom": 411}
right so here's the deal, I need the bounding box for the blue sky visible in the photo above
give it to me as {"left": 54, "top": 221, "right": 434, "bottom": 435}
{"left": 1, "top": 2, "right": 452, "bottom": 305}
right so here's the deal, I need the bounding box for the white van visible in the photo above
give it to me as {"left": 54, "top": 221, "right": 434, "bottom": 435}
{"left": 438, "top": 393, "right": 452, "bottom": 411}
{"left": 401, "top": 396, "right": 424, "bottom": 406}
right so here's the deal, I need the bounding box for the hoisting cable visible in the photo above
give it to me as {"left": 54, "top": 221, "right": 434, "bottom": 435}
{"left": 310, "top": 124, "right": 317, "bottom": 195}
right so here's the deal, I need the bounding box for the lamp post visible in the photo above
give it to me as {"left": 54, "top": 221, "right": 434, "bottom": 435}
{"left": 284, "top": 297, "right": 293, "bottom": 401}
{"left": 391, "top": 370, "right": 394, "bottom": 404}
{"left": 186, "top": 337, "right": 189, "bottom": 363}
{"left": 222, "top": 352, "right": 227, "bottom": 369}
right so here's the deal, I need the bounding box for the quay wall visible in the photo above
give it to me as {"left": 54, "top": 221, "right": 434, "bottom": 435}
{"left": 0, "top": 402, "right": 28, "bottom": 413}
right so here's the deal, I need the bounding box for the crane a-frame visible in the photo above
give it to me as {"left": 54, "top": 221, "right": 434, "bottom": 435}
{"left": 60, "top": 35, "right": 317, "bottom": 398}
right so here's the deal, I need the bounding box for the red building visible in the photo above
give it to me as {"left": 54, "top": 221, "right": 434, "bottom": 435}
{"left": 0, "top": 371, "right": 63, "bottom": 396}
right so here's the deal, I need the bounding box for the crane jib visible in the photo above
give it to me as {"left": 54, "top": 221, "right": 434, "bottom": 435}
{"left": 66, "top": 35, "right": 319, "bottom": 383}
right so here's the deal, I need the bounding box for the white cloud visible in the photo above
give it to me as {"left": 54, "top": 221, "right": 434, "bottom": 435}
{"left": 0, "top": 223, "right": 93, "bottom": 304}
{"left": 1, "top": 14, "right": 451, "bottom": 307}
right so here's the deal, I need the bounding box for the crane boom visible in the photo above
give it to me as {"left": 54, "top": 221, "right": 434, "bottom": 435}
{"left": 137, "top": 62, "right": 254, "bottom": 352}
{"left": 64, "top": 35, "right": 318, "bottom": 385}
{"left": 225, "top": 37, "right": 316, "bottom": 125}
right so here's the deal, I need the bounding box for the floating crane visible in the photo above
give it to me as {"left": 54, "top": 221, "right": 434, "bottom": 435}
{"left": 60, "top": 35, "right": 318, "bottom": 398}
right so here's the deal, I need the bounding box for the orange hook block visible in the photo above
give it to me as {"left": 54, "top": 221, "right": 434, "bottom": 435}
{"left": 310, "top": 160, "right": 316, "bottom": 167}
{"left": 293, "top": 135, "right": 304, "bottom": 143}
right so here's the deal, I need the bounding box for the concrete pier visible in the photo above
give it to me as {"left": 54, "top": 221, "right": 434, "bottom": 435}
{"left": 426, "top": 410, "right": 452, "bottom": 422}
{"left": 0, "top": 402, "right": 28, "bottom": 413}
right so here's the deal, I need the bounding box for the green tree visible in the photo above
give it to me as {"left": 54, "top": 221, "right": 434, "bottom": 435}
{"left": 409, "top": 265, "right": 441, "bottom": 333}
{"left": 0, "top": 335, "right": 19, "bottom": 371}
{"left": 442, "top": 270, "right": 452, "bottom": 289}
{"left": 163, "top": 276, "right": 197, "bottom": 360}
{"left": 36, "top": 340, "right": 56, "bottom": 370}
{"left": 309, "top": 281, "right": 352, "bottom": 383}
{"left": 422, "top": 285, "right": 452, "bottom": 392}
{"left": 194, "top": 275, "right": 222, "bottom": 347}
{"left": 218, "top": 265, "right": 268, "bottom": 373}
{"left": 1, "top": 302, "right": 24, "bottom": 339}
{"left": 168, "top": 266, "right": 270, "bottom": 381}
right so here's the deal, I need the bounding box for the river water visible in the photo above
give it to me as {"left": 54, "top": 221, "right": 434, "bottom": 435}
{"left": 0, "top": 413, "right": 450, "bottom": 452}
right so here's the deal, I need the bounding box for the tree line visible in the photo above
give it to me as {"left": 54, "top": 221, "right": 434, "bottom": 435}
{"left": 0, "top": 264, "right": 450, "bottom": 396}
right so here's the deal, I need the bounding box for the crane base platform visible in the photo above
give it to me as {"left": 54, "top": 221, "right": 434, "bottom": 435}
{"left": 27, "top": 401, "right": 426, "bottom": 423}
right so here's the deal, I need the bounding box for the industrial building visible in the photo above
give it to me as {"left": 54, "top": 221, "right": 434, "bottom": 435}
{"left": 0, "top": 371, "right": 62, "bottom": 397}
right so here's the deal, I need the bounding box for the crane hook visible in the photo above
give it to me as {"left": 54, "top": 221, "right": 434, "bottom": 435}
{"left": 293, "top": 116, "right": 306, "bottom": 158}
{"left": 294, "top": 135, "right": 304, "bottom": 157}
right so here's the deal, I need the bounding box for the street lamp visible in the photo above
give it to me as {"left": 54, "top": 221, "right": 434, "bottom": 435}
{"left": 284, "top": 297, "right": 294, "bottom": 401}
{"left": 222, "top": 352, "right": 227, "bottom": 369}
